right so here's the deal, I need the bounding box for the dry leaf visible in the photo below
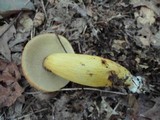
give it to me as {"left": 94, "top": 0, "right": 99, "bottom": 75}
{"left": 130, "top": 0, "right": 160, "bottom": 16}
{"left": 134, "top": 7, "right": 155, "bottom": 25}
{"left": 9, "top": 32, "right": 30, "bottom": 48}
{"left": 128, "top": 94, "right": 139, "bottom": 118}
{"left": 95, "top": 97, "right": 118, "bottom": 119}
{"left": 0, "top": 23, "right": 16, "bottom": 61}
{"left": 142, "top": 97, "right": 160, "bottom": 120}
{"left": 112, "top": 40, "right": 126, "bottom": 50}
{"left": 151, "top": 30, "right": 160, "bottom": 48}
{"left": 135, "top": 26, "right": 152, "bottom": 47}
{"left": 19, "top": 14, "right": 33, "bottom": 32}
{"left": 48, "top": 0, "right": 57, "bottom": 5}
{"left": 71, "top": 18, "right": 86, "bottom": 33}
{"left": 33, "top": 12, "right": 45, "bottom": 27}
{"left": 139, "top": 36, "right": 150, "bottom": 46}
{"left": 0, "top": 60, "right": 23, "bottom": 107}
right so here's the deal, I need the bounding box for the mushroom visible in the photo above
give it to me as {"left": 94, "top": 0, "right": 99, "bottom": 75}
{"left": 22, "top": 33, "right": 74, "bottom": 92}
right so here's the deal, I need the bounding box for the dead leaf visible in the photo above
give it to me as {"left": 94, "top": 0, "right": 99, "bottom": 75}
{"left": 128, "top": 94, "right": 139, "bottom": 117}
{"left": 33, "top": 12, "right": 45, "bottom": 27}
{"left": 19, "top": 14, "right": 33, "bottom": 32}
{"left": 71, "top": 18, "right": 86, "bottom": 33}
{"left": 0, "top": 60, "right": 7, "bottom": 71}
{"left": 48, "top": 0, "right": 57, "bottom": 5}
{"left": 142, "top": 97, "right": 160, "bottom": 120}
{"left": 0, "top": 23, "right": 16, "bottom": 61}
{"left": 9, "top": 32, "right": 30, "bottom": 48}
{"left": 134, "top": 7, "right": 155, "bottom": 25}
{"left": 112, "top": 40, "right": 126, "bottom": 50}
{"left": 95, "top": 97, "right": 118, "bottom": 119}
{"left": 34, "top": 92, "right": 58, "bottom": 101}
{"left": 151, "top": 30, "right": 160, "bottom": 49}
{"left": 0, "top": 0, "right": 35, "bottom": 17}
{"left": 70, "top": 18, "right": 86, "bottom": 39}
{"left": 0, "top": 60, "right": 23, "bottom": 107}
{"left": 86, "top": 6, "right": 93, "bottom": 17}
{"left": 135, "top": 26, "right": 152, "bottom": 47}
{"left": 130, "top": 0, "right": 160, "bottom": 16}
{"left": 3, "top": 62, "right": 21, "bottom": 80}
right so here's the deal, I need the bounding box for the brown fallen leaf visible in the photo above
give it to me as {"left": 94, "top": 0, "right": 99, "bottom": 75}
{"left": 0, "top": 60, "right": 7, "bottom": 71}
{"left": 0, "top": 60, "right": 23, "bottom": 107}
{"left": 128, "top": 94, "right": 139, "bottom": 119}
{"left": 0, "top": 23, "right": 16, "bottom": 61}
{"left": 142, "top": 97, "right": 160, "bottom": 120}
{"left": 3, "top": 62, "right": 21, "bottom": 80}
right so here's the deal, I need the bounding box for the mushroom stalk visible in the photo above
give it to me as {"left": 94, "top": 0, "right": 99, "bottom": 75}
{"left": 43, "top": 53, "right": 145, "bottom": 93}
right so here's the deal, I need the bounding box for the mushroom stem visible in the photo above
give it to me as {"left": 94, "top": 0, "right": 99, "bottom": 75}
{"left": 43, "top": 53, "right": 145, "bottom": 93}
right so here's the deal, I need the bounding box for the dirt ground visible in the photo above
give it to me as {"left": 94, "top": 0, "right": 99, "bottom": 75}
{"left": 0, "top": 0, "right": 160, "bottom": 120}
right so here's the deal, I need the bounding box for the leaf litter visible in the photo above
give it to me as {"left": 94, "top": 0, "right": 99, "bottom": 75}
{"left": 0, "top": 60, "right": 23, "bottom": 108}
{"left": 0, "top": 0, "right": 160, "bottom": 119}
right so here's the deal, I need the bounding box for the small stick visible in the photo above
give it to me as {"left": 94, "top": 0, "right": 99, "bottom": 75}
{"left": 55, "top": 34, "right": 68, "bottom": 53}
{"left": 40, "top": 0, "right": 47, "bottom": 19}
{"left": 60, "top": 88, "right": 127, "bottom": 95}
{"left": 24, "top": 88, "right": 127, "bottom": 95}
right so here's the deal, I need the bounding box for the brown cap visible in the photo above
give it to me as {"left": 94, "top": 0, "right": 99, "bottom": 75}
{"left": 22, "top": 33, "right": 74, "bottom": 92}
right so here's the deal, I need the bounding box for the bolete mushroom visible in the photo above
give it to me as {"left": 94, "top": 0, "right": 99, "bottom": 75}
{"left": 22, "top": 33, "right": 74, "bottom": 92}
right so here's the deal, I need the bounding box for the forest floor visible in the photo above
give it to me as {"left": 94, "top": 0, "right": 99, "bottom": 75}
{"left": 0, "top": 0, "right": 160, "bottom": 120}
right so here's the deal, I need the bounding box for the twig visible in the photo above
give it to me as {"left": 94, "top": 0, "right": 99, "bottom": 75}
{"left": 60, "top": 88, "right": 127, "bottom": 95}
{"left": 55, "top": 33, "right": 68, "bottom": 53}
{"left": 22, "top": 97, "right": 36, "bottom": 114}
{"left": 24, "top": 87, "right": 127, "bottom": 95}
{"left": 113, "top": 100, "right": 121, "bottom": 112}
{"left": 16, "top": 108, "right": 48, "bottom": 120}
{"left": 40, "top": 0, "right": 47, "bottom": 19}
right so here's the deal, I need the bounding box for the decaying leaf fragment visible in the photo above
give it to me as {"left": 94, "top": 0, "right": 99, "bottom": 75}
{"left": 33, "top": 12, "right": 45, "bottom": 27}
{"left": 142, "top": 97, "right": 160, "bottom": 120}
{"left": 19, "top": 14, "right": 33, "bottom": 32}
{"left": 0, "top": 60, "right": 23, "bottom": 107}
{"left": 134, "top": 7, "right": 155, "bottom": 25}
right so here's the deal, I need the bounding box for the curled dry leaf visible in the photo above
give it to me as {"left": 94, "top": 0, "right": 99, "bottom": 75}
{"left": 33, "top": 12, "right": 45, "bottom": 27}
{"left": 19, "top": 14, "right": 33, "bottom": 32}
{"left": 0, "top": 60, "right": 23, "bottom": 107}
{"left": 134, "top": 7, "right": 155, "bottom": 25}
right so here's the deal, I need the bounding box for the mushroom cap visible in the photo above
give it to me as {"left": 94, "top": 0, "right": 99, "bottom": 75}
{"left": 22, "top": 33, "right": 74, "bottom": 92}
